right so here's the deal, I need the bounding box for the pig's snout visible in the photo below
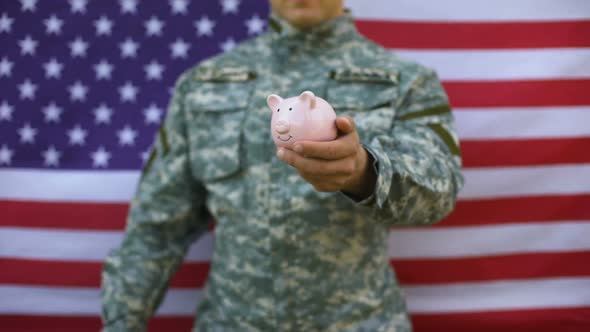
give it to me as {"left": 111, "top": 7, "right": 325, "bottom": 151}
{"left": 274, "top": 120, "right": 290, "bottom": 134}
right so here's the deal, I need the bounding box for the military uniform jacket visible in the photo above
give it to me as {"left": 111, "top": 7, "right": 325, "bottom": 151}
{"left": 101, "top": 12, "right": 464, "bottom": 332}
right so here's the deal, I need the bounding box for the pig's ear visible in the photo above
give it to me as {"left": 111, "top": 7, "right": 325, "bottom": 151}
{"left": 267, "top": 94, "right": 283, "bottom": 111}
{"left": 299, "top": 91, "right": 316, "bottom": 109}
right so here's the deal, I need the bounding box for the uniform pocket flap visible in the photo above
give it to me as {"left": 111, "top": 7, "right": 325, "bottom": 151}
{"left": 327, "top": 68, "right": 399, "bottom": 110}
{"left": 188, "top": 67, "right": 256, "bottom": 112}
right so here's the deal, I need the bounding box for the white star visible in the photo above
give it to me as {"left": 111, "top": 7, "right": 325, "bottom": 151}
{"left": 94, "top": 59, "right": 114, "bottom": 80}
{"left": 221, "top": 0, "right": 240, "bottom": 14}
{"left": 144, "top": 60, "right": 164, "bottom": 80}
{"left": 68, "top": 124, "right": 87, "bottom": 145}
{"left": 68, "top": 81, "right": 88, "bottom": 102}
{"left": 94, "top": 104, "right": 113, "bottom": 124}
{"left": 0, "top": 57, "right": 13, "bottom": 77}
{"left": 20, "top": 0, "right": 37, "bottom": 12}
{"left": 140, "top": 149, "right": 150, "bottom": 163}
{"left": 170, "top": 38, "right": 190, "bottom": 58}
{"left": 195, "top": 16, "right": 215, "bottom": 37}
{"left": 19, "top": 35, "right": 38, "bottom": 55}
{"left": 170, "top": 0, "right": 189, "bottom": 14}
{"left": 145, "top": 16, "right": 164, "bottom": 36}
{"left": 42, "top": 145, "right": 61, "bottom": 167}
{"left": 18, "top": 123, "right": 37, "bottom": 143}
{"left": 118, "top": 125, "right": 137, "bottom": 146}
{"left": 69, "top": 0, "right": 88, "bottom": 13}
{"left": 0, "top": 145, "right": 13, "bottom": 165}
{"left": 94, "top": 16, "right": 113, "bottom": 36}
{"left": 119, "top": 38, "right": 139, "bottom": 58}
{"left": 220, "top": 38, "right": 237, "bottom": 52}
{"left": 18, "top": 79, "right": 37, "bottom": 99}
{"left": 119, "top": 82, "right": 138, "bottom": 102}
{"left": 143, "top": 103, "right": 163, "bottom": 124}
{"left": 246, "top": 14, "right": 265, "bottom": 35}
{"left": 0, "top": 101, "right": 14, "bottom": 121}
{"left": 119, "top": 0, "right": 138, "bottom": 14}
{"left": 43, "top": 58, "right": 63, "bottom": 79}
{"left": 42, "top": 102, "right": 62, "bottom": 123}
{"left": 0, "top": 13, "right": 15, "bottom": 33}
{"left": 91, "top": 146, "right": 111, "bottom": 168}
{"left": 69, "top": 37, "right": 89, "bottom": 57}
{"left": 44, "top": 15, "right": 63, "bottom": 35}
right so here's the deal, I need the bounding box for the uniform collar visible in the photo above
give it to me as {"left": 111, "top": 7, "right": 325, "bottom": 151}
{"left": 267, "top": 9, "right": 358, "bottom": 49}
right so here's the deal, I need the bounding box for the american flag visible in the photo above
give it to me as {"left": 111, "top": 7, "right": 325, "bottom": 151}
{"left": 1, "top": 0, "right": 589, "bottom": 331}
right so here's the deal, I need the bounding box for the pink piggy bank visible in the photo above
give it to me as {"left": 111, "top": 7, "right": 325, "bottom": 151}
{"left": 267, "top": 91, "right": 337, "bottom": 148}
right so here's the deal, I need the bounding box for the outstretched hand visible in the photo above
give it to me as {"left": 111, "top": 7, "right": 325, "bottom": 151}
{"left": 277, "top": 116, "right": 376, "bottom": 199}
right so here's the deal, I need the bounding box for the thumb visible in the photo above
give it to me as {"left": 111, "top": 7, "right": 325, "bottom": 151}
{"left": 336, "top": 116, "right": 355, "bottom": 134}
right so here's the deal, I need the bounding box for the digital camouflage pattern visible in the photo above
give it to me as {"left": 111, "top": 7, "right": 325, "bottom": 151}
{"left": 101, "top": 11, "right": 464, "bottom": 332}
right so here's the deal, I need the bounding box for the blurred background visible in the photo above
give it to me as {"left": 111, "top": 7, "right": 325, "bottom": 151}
{"left": 1, "top": 0, "right": 589, "bottom": 331}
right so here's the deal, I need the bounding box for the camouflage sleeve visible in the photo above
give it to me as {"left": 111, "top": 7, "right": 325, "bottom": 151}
{"left": 101, "top": 71, "right": 209, "bottom": 331}
{"left": 360, "top": 66, "right": 464, "bottom": 226}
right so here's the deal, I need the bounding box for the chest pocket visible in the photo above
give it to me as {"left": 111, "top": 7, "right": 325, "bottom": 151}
{"left": 326, "top": 68, "right": 399, "bottom": 142}
{"left": 185, "top": 67, "right": 256, "bottom": 181}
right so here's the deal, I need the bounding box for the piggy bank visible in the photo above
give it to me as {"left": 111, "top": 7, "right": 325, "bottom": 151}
{"left": 267, "top": 91, "right": 337, "bottom": 148}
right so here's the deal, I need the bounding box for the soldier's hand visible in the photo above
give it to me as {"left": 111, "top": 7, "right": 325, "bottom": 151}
{"left": 277, "top": 116, "right": 376, "bottom": 198}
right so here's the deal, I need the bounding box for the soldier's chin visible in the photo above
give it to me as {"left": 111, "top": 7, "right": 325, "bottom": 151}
{"left": 283, "top": 9, "right": 326, "bottom": 28}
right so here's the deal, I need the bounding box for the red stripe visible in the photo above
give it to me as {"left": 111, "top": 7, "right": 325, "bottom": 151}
{"left": 4, "top": 250, "right": 589, "bottom": 288}
{"left": 411, "top": 307, "right": 590, "bottom": 332}
{"left": 440, "top": 195, "right": 590, "bottom": 227}
{"left": 0, "top": 259, "right": 210, "bottom": 288}
{"left": 355, "top": 20, "right": 590, "bottom": 49}
{"left": 461, "top": 137, "right": 590, "bottom": 167}
{"left": 393, "top": 251, "right": 590, "bottom": 284}
{"left": 2, "top": 307, "right": 590, "bottom": 332}
{"left": 444, "top": 80, "right": 590, "bottom": 107}
{"left": 0, "top": 315, "right": 193, "bottom": 332}
{"left": 0, "top": 200, "right": 128, "bottom": 230}
{"left": 2, "top": 194, "right": 589, "bottom": 231}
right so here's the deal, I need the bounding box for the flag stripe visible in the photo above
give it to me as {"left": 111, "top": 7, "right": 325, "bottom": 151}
{"left": 444, "top": 195, "right": 590, "bottom": 226}
{"left": 357, "top": 21, "right": 590, "bottom": 49}
{"left": 461, "top": 137, "right": 590, "bottom": 167}
{"left": 4, "top": 251, "right": 590, "bottom": 288}
{"left": 3, "top": 222, "right": 589, "bottom": 262}
{"left": 4, "top": 194, "right": 590, "bottom": 231}
{"left": 403, "top": 278, "right": 590, "bottom": 313}
{"left": 443, "top": 80, "right": 590, "bottom": 107}
{"left": 454, "top": 106, "right": 590, "bottom": 140}
{"left": 394, "top": 49, "right": 590, "bottom": 80}
{"left": 411, "top": 307, "right": 590, "bottom": 332}
{"left": 393, "top": 251, "right": 590, "bottom": 284}
{"left": 2, "top": 165, "right": 590, "bottom": 202}
{"left": 346, "top": 0, "right": 590, "bottom": 21}
{"left": 4, "top": 308, "right": 590, "bottom": 332}
{"left": 2, "top": 278, "right": 589, "bottom": 315}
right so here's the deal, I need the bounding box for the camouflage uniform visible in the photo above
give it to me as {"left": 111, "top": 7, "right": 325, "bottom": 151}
{"left": 101, "top": 11, "right": 464, "bottom": 332}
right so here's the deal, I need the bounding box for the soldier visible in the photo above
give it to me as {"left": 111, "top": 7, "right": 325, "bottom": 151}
{"left": 101, "top": 0, "right": 464, "bottom": 331}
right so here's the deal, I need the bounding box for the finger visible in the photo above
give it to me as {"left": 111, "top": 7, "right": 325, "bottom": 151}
{"left": 336, "top": 116, "right": 355, "bottom": 135}
{"left": 277, "top": 148, "right": 354, "bottom": 176}
{"left": 294, "top": 137, "right": 357, "bottom": 160}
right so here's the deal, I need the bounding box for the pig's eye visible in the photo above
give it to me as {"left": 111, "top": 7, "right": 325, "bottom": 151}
{"left": 277, "top": 108, "right": 280, "bottom": 112}
{"left": 289, "top": 107, "right": 293, "bottom": 111}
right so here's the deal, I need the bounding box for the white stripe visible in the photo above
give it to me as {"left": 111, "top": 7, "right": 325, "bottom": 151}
{"left": 405, "top": 278, "right": 590, "bottom": 313}
{"left": 0, "top": 285, "right": 200, "bottom": 316}
{"left": 0, "top": 228, "right": 215, "bottom": 262}
{"left": 460, "top": 164, "right": 590, "bottom": 199}
{"left": 2, "top": 278, "right": 589, "bottom": 315}
{"left": 1, "top": 165, "right": 590, "bottom": 202}
{"left": 394, "top": 49, "right": 590, "bottom": 81}
{"left": 0, "top": 169, "right": 138, "bottom": 202}
{"left": 455, "top": 106, "right": 590, "bottom": 140}
{"left": 390, "top": 222, "right": 590, "bottom": 259}
{"left": 346, "top": 0, "right": 590, "bottom": 21}
{"left": 2, "top": 222, "right": 589, "bottom": 262}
